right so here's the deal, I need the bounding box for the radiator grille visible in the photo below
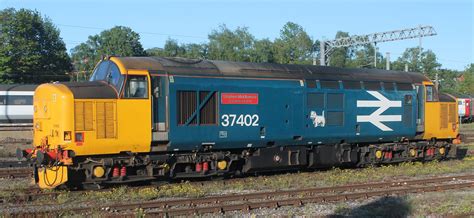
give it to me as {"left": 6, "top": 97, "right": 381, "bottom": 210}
{"left": 440, "top": 104, "right": 448, "bottom": 129}
{"left": 199, "top": 91, "right": 217, "bottom": 125}
{"left": 177, "top": 91, "right": 197, "bottom": 125}
{"left": 105, "top": 102, "right": 115, "bottom": 138}
{"left": 96, "top": 102, "right": 116, "bottom": 139}
{"left": 75, "top": 101, "right": 93, "bottom": 131}
{"left": 448, "top": 104, "right": 456, "bottom": 124}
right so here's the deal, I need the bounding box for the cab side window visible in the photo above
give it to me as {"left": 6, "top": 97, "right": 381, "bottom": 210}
{"left": 89, "top": 61, "right": 110, "bottom": 81}
{"left": 124, "top": 76, "right": 148, "bottom": 98}
{"left": 107, "top": 63, "right": 124, "bottom": 91}
{"left": 425, "top": 85, "right": 438, "bottom": 102}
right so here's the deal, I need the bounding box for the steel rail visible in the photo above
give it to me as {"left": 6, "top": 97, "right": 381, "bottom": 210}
{"left": 144, "top": 182, "right": 473, "bottom": 216}
{"left": 0, "top": 167, "right": 32, "bottom": 178}
{"left": 6, "top": 174, "right": 474, "bottom": 216}
{"left": 0, "top": 161, "right": 33, "bottom": 169}
{"left": 106, "top": 174, "right": 474, "bottom": 212}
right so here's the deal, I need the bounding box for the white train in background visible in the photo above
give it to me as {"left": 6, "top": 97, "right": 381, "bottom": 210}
{"left": 0, "top": 85, "right": 37, "bottom": 124}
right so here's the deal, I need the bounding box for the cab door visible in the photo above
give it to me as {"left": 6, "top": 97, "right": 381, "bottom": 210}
{"left": 415, "top": 85, "right": 425, "bottom": 132}
{"left": 151, "top": 76, "right": 168, "bottom": 141}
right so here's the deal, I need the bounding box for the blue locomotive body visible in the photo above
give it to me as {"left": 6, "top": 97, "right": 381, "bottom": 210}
{"left": 167, "top": 76, "right": 417, "bottom": 151}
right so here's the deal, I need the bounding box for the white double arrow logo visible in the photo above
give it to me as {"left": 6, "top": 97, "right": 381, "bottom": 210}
{"left": 356, "top": 91, "right": 402, "bottom": 131}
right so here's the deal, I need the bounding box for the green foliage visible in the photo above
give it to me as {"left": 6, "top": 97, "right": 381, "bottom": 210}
{"left": 149, "top": 22, "right": 314, "bottom": 65}
{"left": 146, "top": 39, "right": 207, "bottom": 59}
{"left": 459, "top": 64, "right": 474, "bottom": 94}
{"left": 251, "top": 38, "right": 274, "bottom": 63}
{"left": 1, "top": 10, "right": 462, "bottom": 85}
{"left": 70, "top": 26, "right": 145, "bottom": 80}
{"left": 272, "top": 22, "right": 314, "bottom": 64}
{"left": 328, "top": 32, "right": 386, "bottom": 69}
{"left": 0, "top": 8, "right": 72, "bottom": 83}
{"left": 329, "top": 31, "right": 352, "bottom": 67}
{"left": 207, "top": 25, "right": 255, "bottom": 62}
{"left": 436, "top": 68, "right": 462, "bottom": 93}
{"left": 392, "top": 47, "right": 441, "bottom": 76}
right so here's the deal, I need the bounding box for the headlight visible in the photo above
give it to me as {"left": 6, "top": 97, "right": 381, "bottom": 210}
{"left": 64, "top": 131, "right": 72, "bottom": 141}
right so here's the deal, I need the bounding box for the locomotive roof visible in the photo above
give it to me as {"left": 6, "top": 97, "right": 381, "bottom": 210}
{"left": 114, "top": 56, "right": 431, "bottom": 84}
{"left": 439, "top": 93, "right": 457, "bottom": 102}
{"left": 0, "top": 84, "right": 38, "bottom": 91}
{"left": 450, "top": 93, "right": 472, "bottom": 99}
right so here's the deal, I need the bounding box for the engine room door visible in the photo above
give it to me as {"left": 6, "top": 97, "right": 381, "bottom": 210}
{"left": 415, "top": 85, "right": 425, "bottom": 132}
{"left": 151, "top": 76, "right": 168, "bottom": 141}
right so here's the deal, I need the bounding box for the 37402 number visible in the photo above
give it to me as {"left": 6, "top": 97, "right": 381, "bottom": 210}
{"left": 221, "top": 114, "right": 259, "bottom": 127}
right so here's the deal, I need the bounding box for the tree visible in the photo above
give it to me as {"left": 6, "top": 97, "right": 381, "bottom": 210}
{"left": 182, "top": 43, "right": 208, "bottom": 59}
{"left": 436, "top": 68, "right": 461, "bottom": 93}
{"left": 273, "top": 22, "right": 313, "bottom": 64}
{"left": 328, "top": 31, "right": 353, "bottom": 67}
{"left": 392, "top": 47, "right": 441, "bottom": 76}
{"left": 0, "top": 8, "right": 72, "bottom": 83}
{"left": 147, "top": 39, "right": 185, "bottom": 57}
{"left": 459, "top": 64, "right": 474, "bottom": 94}
{"left": 147, "top": 39, "right": 207, "bottom": 59}
{"left": 207, "top": 25, "right": 255, "bottom": 62}
{"left": 421, "top": 50, "right": 441, "bottom": 77}
{"left": 352, "top": 45, "right": 388, "bottom": 69}
{"left": 71, "top": 26, "right": 145, "bottom": 80}
{"left": 250, "top": 39, "right": 274, "bottom": 63}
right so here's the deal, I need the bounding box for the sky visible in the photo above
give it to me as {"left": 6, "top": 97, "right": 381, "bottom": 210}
{"left": 0, "top": 0, "right": 473, "bottom": 70}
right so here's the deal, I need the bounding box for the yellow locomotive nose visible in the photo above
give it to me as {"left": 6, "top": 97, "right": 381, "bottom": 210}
{"left": 33, "top": 83, "right": 75, "bottom": 150}
{"left": 30, "top": 83, "right": 75, "bottom": 189}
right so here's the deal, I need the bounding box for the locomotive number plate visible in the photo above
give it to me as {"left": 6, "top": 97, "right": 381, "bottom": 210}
{"left": 221, "top": 114, "right": 259, "bottom": 127}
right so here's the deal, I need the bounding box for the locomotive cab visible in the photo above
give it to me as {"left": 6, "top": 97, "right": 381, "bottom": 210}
{"left": 22, "top": 57, "right": 157, "bottom": 188}
{"left": 421, "top": 81, "right": 458, "bottom": 141}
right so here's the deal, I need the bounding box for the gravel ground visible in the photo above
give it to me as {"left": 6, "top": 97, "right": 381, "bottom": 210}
{"left": 219, "top": 190, "right": 473, "bottom": 217}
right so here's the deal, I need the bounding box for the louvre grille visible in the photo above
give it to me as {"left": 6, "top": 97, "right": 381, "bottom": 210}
{"left": 177, "top": 91, "right": 197, "bottom": 125}
{"left": 75, "top": 102, "right": 84, "bottom": 131}
{"left": 75, "top": 101, "right": 93, "bottom": 131}
{"left": 96, "top": 102, "right": 116, "bottom": 139}
{"left": 96, "top": 102, "right": 105, "bottom": 138}
{"left": 84, "top": 102, "right": 93, "bottom": 130}
{"left": 199, "top": 91, "right": 217, "bottom": 125}
{"left": 440, "top": 104, "right": 448, "bottom": 129}
{"left": 105, "top": 102, "right": 115, "bottom": 138}
{"left": 448, "top": 104, "right": 456, "bottom": 124}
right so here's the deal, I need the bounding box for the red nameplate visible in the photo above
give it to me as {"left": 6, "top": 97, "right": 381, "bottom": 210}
{"left": 221, "top": 93, "right": 259, "bottom": 105}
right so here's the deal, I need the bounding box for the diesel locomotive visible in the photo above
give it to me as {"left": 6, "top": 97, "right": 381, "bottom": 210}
{"left": 19, "top": 57, "right": 461, "bottom": 189}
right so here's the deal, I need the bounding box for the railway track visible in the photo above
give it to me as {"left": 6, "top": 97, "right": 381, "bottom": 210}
{"left": 4, "top": 174, "right": 474, "bottom": 216}
{"left": 460, "top": 124, "right": 474, "bottom": 143}
{"left": 0, "top": 176, "right": 244, "bottom": 204}
{"left": 0, "top": 167, "right": 32, "bottom": 179}
{"left": 0, "top": 160, "right": 33, "bottom": 168}
{"left": 0, "top": 123, "right": 33, "bottom": 132}
{"left": 462, "top": 132, "right": 474, "bottom": 143}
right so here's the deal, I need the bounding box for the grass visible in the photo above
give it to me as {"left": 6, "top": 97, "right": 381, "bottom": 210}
{"left": 2, "top": 155, "right": 472, "bottom": 208}
{"left": 50, "top": 182, "right": 205, "bottom": 205}
{"left": 216, "top": 158, "right": 474, "bottom": 191}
